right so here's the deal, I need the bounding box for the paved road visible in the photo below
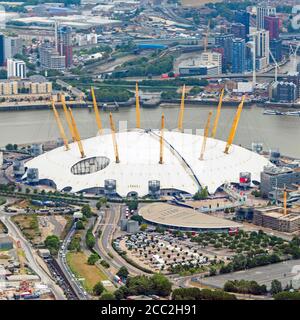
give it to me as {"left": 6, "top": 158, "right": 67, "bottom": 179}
{"left": 57, "top": 222, "right": 89, "bottom": 300}
{"left": 95, "top": 204, "right": 146, "bottom": 276}
{"left": 197, "top": 259, "right": 300, "bottom": 290}
{"left": 0, "top": 210, "right": 66, "bottom": 300}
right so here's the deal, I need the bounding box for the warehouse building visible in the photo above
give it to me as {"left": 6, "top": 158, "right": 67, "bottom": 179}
{"left": 253, "top": 206, "right": 300, "bottom": 233}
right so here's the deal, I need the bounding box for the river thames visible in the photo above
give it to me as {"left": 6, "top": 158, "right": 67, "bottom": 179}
{"left": 0, "top": 57, "right": 299, "bottom": 158}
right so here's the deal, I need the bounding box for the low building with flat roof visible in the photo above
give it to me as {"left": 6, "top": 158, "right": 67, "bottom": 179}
{"left": 139, "top": 203, "right": 242, "bottom": 233}
{"left": 253, "top": 206, "right": 300, "bottom": 233}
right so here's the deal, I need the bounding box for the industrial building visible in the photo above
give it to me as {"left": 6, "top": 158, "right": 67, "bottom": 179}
{"left": 253, "top": 206, "right": 300, "bottom": 233}
{"left": 179, "top": 52, "right": 222, "bottom": 76}
{"left": 139, "top": 203, "right": 242, "bottom": 232}
{"left": 270, "top": 81, "right": 297, "bottom": 103}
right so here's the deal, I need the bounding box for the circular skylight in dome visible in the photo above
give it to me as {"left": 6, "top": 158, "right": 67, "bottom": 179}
{"left": 71, "top": 156, "right": 110, "bottom": 175}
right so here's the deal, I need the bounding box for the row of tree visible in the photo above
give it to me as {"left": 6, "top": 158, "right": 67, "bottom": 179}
{"left": 114, "top": 274, "right": 172, "bottom": 299}
{"left": 224, "top": 280, "right": 267, "bottom": 295}
{"left": 172, "top": 287, "right": 236, "bottom": 300}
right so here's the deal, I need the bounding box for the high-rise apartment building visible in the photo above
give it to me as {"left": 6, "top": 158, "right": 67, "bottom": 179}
{"left": 57, "top": 25, "right": 73, "bottom": 68}
{"left": 235, "top": 10, "right": 250, "bottom": 38}
{"left": 39, "top": 43, "right": 66, "bottom": 70}
{"left": 231, "top": 23, "right": 246, "bottom": 40}
{"left": 255, "top": 29, "right": 270, "bottom": 67}
{"left": 256, "top": 5, "right": 276, "bottom": 29}
{"left": 264, "top": 15, "right": 280, "bottom": 40}
{"left": 215, "top": 34, "right": 234, "bottom": 67}
{"left": 7, "top": 59, "right": 26, "bottom": 79}
{"left": 0, "top": 34, "right": 5, "bottom": 66}
{"left": 232, "top": 38, "right": 246, "bottom": 73}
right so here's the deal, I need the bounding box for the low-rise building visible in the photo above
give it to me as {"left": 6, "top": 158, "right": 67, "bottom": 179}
{"left": 253, "top": 206, "right": 300, "bottom": 233}
{"left": 0, "top": 80, "right": 18, "bottom": 95}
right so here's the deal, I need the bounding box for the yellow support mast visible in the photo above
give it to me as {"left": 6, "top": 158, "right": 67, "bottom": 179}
{"left": 61, "top": 93, "right": 76, "bottom": 142}
{"left": 109, "top": 112, "right": 120, "bottom": 163}
{"left": 200, "top": 111, "right": 212, "bottom": 160}
{"left": 68, "top": 107, "right": 85, "bottom": 158}
{"left": 224, "top": 95, "right": 245, "bottom": 154}
{"left": 159, "top": 113, "right": 165, "bottom": 164}
{"left": 91, "top": 86, "right": 103, "bottom": 135}
{"left": 51, "top": 99, "right": 69, "bottom": 151}
{"left": 211, "top": 88, "right": 224, "bottom": 138}
{"left": 177, "top": 84, "right": 186, "bottom": 132}
{"left": 135, "top": 82, "right": 141, "bottom": 128}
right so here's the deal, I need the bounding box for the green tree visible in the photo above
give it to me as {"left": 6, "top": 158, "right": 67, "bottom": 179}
{"left": 117, "top": 266, "right": 129, "bottom": 279}
{"left": 44, "top": 235, "right": 60, "bottom": 255}
{"left": 99, "top": 292, "right": 116, "bottom": 300}
{"left": 76, "top": 220, "right": 84, "bottom": 230}
{"left": 193, "top": 187, "right": 208, "bottom": 200}
{"left": 81, "top": 204, "right": 92, "bottom": 218}
{"left": 87, "top": 253, "right": 99, "bottom": 265}
{"left": 140, "top": 223, "right": 147, "bottom": 231}
{"left": 151, "top": 274, "right": 172, "bottom": 297}
{"left": 274, "top": 291, "right": 300, "bottom": 300}
{"left": 93, "top": 282, "right": 104, "bottom": 296}
{"left": 126, "top": 199, "right": 138, "bottom": 211}
{"left": 270, "top": 280, "right": 283, "bottom": 296}
{"left": 85, "top": 228, "right": 95, "bottom": 249}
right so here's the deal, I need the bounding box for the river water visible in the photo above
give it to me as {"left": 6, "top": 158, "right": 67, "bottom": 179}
{"left": 0, "top": 57, "right": 299, "bottom": 158}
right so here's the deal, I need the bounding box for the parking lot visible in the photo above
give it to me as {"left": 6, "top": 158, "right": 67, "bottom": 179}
{"left": 197, "top": 259, "right": 300, "bottom": 290}
{"left": 114, "top": 232, "right": 214, "bottom": 274}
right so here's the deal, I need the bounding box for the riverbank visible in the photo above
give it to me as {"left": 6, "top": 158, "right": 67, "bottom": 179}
{"left": 0, "top": 98, "right": 253, "bottom": 112}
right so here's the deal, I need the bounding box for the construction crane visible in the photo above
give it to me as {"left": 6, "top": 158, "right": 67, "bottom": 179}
{"left": 109, "top": 112, "right": 120, "bottom": 163}
{"left": 224, "top": 95, "right": 245, "bottom": 154}
{"left": 269, "top": 49, "right": 279, "bottom": 83}
{"left": 135, "top": 82, "right": 141, "bottom": 128}
{"left": 204, "top": 20, "right": 210, "bottom": 52}
{"left": 211, "top": 88, "right": 224, "bottom": 138}
{"left": 177, "top": 84, "right": 186, "bottom": 132}
{"left": 61, "top": 93, "right": 76, "bottom": 142}
{"left": 68, "top": 107, "right": 85, "bottom": 158}
{"left": 51, "top": 99, "right": 69, "bottom": 151}
{"left": 274, "top": 184, "right": 294, "bottom": 214}
{"left": 159, "top": 113, "right": 165, "bottom": 164}
{"left": 91, "top": 86, "right": 103, "bottom": 135}
{"left": 200, "top": 111, "right": 212, "bottom": 160}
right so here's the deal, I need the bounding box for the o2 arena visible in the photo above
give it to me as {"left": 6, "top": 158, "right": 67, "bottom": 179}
{"left": 24, "top": 85, "right": 271, "bottom": 198}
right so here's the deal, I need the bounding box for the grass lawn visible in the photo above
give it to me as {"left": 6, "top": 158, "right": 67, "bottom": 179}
{"left": 66, "top": 252, "right": 109, "bottom": 294}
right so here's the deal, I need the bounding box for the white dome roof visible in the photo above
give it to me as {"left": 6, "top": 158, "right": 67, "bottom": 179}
{"left": 25, "top": 130, "right": 271, "bottom": 196}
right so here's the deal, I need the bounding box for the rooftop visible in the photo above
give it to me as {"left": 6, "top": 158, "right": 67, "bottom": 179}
{"left": 139, "top": 203, "right": 242, "bottom": 230}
